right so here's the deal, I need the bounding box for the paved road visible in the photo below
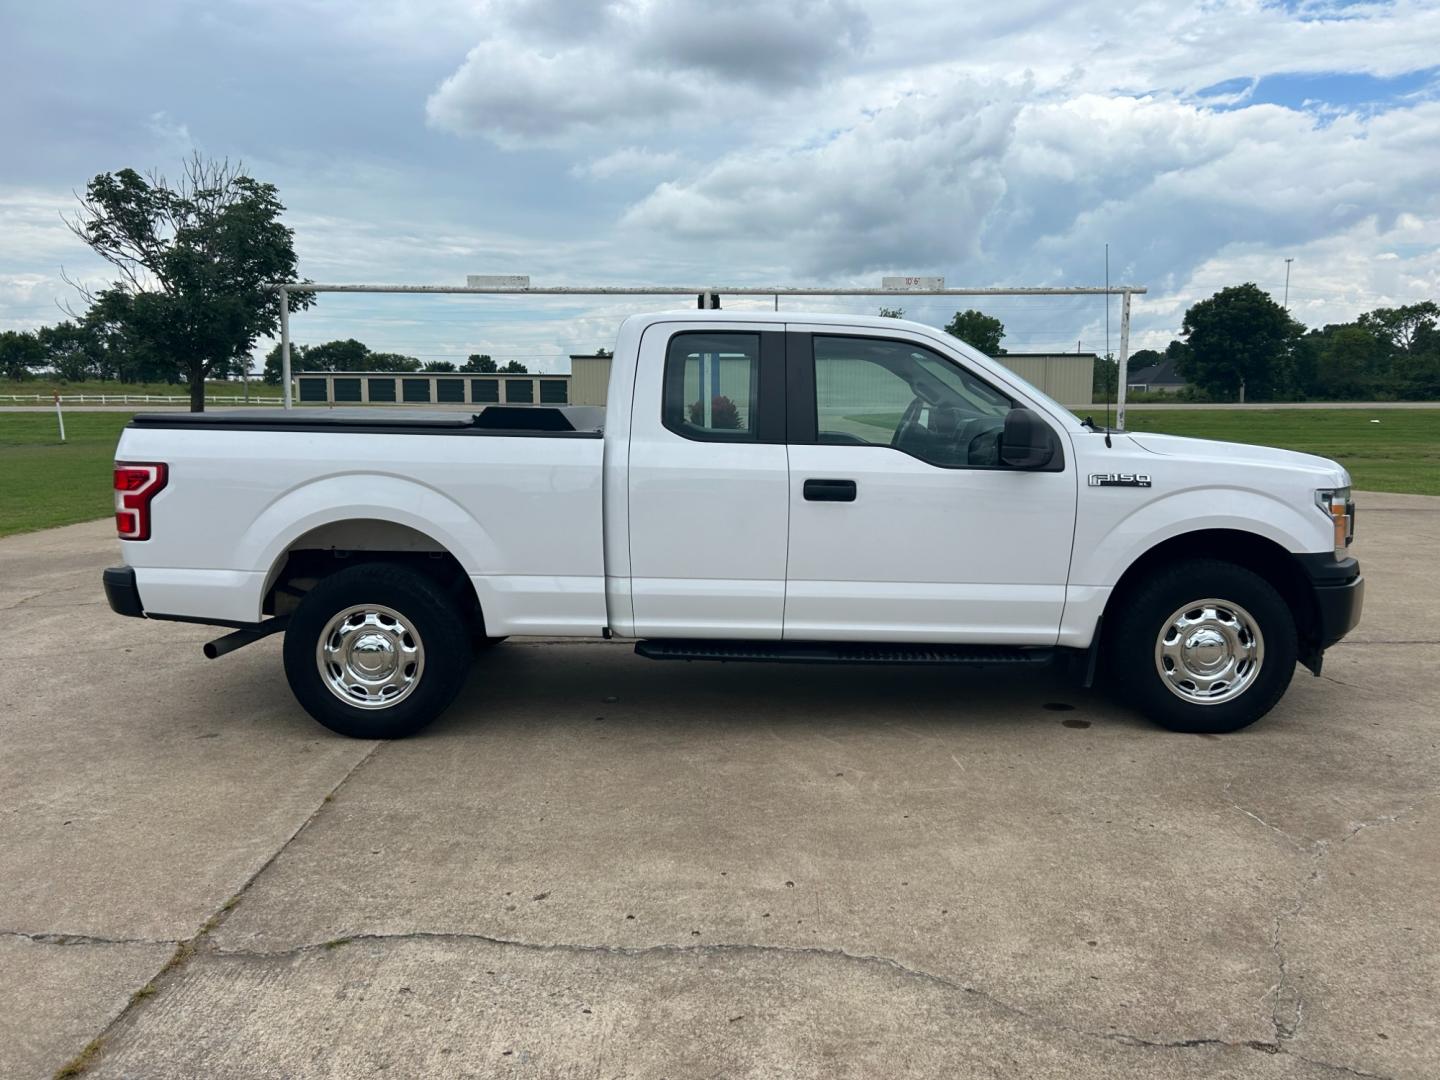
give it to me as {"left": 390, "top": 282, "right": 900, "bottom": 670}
{"left": 2, "top": 498, "right": 1437, "bottom": 1078}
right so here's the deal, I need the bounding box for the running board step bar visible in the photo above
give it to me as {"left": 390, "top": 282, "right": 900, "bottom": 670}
{"left": 635, "top": 639, "right": 1056, "bottom": 666}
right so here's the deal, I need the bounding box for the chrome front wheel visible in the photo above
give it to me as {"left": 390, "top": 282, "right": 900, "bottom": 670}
{"left": 316, "top": 604, "right": 425, "bottom": 710}
{"left": 1154, "top": 598, "right": 1264, "bottom": 705}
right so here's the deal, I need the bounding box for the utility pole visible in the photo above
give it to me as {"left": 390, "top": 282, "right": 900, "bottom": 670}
{"left": 1283, "top": 258, "right": 1294, "bottom": 310}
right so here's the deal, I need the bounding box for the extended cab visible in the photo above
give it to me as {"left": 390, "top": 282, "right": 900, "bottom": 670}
{"left": 103, "top": 311, "right": 1363, "bottom": 738}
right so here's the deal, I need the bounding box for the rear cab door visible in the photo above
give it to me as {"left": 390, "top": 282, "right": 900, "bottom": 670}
{"left": 624, "top": 319, "right": 789, "bottom": 637}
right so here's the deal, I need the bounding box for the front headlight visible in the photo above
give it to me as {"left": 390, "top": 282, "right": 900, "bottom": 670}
{"left": 1315, "top": 486, "right": 1355, "bottom": 558}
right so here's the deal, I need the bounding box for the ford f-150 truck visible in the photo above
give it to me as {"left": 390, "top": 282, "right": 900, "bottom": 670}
{"left": 103, "top": 310, "right": 1363, "bottom": 739}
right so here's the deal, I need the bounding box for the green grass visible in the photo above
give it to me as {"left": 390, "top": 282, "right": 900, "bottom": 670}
{"left": 1126, "top": 409, "right": 1440, "bottom": 495}
{"left": 0, "top": 412, "right": 134, "bottom": 536}
{"left": 3, "top": 378, "right": 276, "bottom": 401}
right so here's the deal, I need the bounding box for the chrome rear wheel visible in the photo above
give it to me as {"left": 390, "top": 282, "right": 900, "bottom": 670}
{"left": 316, "top": 604, "right": 425, "bottom": 710}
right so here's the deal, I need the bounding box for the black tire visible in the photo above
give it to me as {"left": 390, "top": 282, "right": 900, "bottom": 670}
{"left": 1107, "top": 558, "right": 1297, "bottom": 734}
{"left": 283, "top": 562, "right": 473, "bottom": 739}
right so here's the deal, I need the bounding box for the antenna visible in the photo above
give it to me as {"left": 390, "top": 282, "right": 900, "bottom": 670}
{"left": 1104, "top": 245, "right": 1113, "bottom": 446}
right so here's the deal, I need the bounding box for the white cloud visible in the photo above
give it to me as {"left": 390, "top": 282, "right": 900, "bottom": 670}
{"left": 570, "top": 147, "right": 686, "bottom": 181}
{"left": 426, "top": 0, "right": 871, "bottom": 145}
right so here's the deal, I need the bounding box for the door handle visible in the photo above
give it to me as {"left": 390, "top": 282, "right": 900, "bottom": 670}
{"left": 804, "top": 478, "right": 857, "bottom": 502}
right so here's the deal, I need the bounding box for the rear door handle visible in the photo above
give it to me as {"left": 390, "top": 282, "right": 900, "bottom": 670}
{"left": 804, "top": 478, "right": 857, "bottom": 502}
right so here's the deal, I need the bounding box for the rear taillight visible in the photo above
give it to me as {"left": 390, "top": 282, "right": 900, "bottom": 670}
{"left": 114, "top": 463, "right": 167, "bottom": 541}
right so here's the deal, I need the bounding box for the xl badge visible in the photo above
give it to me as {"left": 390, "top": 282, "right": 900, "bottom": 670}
{"left": 1089, "top": 473, "right": 1152, "bottom": 488}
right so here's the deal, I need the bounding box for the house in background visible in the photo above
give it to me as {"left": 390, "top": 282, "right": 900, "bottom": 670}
{"left": 1126, "top": 356, "right": 1188, "bottom": 395}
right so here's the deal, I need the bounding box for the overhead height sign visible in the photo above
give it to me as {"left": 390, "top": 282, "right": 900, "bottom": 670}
{"left": 881, "top": 276, "right": 945, "bottom": 290}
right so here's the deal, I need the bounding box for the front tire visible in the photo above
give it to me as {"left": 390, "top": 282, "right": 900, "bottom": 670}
{"left": 283, "top": 562, "right": 473, "bottom": 739}
{"left": 1108, "top": 559, "right": 1297, "bottom": 734}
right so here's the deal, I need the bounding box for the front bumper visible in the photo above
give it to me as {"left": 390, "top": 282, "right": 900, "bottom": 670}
{"left": 1294, "top": 554, "right": 1364, "bottom": 670}
{"left": 1314, "top": 572, "right": 1364, "bottom": 651}
{"left": 103, "top": 566, "right": 145, "bottom": 619}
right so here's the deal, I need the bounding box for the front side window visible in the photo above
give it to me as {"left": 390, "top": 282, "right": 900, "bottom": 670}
{"left": 812, "top": 336, "right": 1014, "bottom": 468}
{"left": 663, "top": 332, "right": 761, "bottom": 442}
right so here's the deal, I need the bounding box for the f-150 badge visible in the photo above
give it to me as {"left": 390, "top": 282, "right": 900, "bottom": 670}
{"left": 1089, "top": 473, "right": 1152, "bottom": 487}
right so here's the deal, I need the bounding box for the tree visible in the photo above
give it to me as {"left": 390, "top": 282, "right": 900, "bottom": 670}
{"left": 260, "top": 339, "right": 421, "bottom": 384}
{"left": 945, "top": 309, "right": 1004, "bottom": 354}
{"left": 37, "top": 321, "right": 105, "bottom": 382}
{"left": 878, "top": 306, "right": 904, "bottom": 318}
{"left": 1358, "top": 302, "right": 1440, "bottom": 354}
{"left": 1125, "top": 348, "right": 1164, "bottom": 373}
{"left": 0, "top": 330, "right": 43, "bottom": 380}
{"left": 1092, "top": 354, "right": 1117, "bottom": 402}
{"left": 1315, "top": 326, "right": 1384, "bottom": 400}
{"left": 423, "top": 360, "right": 457, "bottom": 372}
{"left": 595, "top": 347, "right": 612, "bottom": 358}
{"left": 367, "top": 352, "right": 422, "bottom": 372}
{"left": 460, "top": 353, "right": 496, "bottom": 373}
{"left": 500, "top": 359, "right": 529, "bottom": 373}
{"left": 66, "top": 155, "right": 311, "bottom": 410}
{"left": 1179, "top": 284, "right": 1301, "bottom": 401}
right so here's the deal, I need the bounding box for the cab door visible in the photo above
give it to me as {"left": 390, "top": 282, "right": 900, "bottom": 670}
{"left": 782, "top": 329, "right": 1077, "bottom": 644}
{"left": 626, "top": 322, "right": 789, "bottom": 637}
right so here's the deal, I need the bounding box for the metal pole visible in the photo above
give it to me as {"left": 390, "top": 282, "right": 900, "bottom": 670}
{"left": 1115, "top": 291, "right": 1133, "bottom": 432}
{"left": 279, "top": 287, "right": 291, "bottom": 410}
{"left": 1283, "top": 258, "right": 1293, "bottom": 310}
{"left": 54, "top": 392, "right": 65, "bottom": 443}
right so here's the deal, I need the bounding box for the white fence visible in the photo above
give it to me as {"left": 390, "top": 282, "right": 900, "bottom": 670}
{"left": 3, "top": 393, "right": 285, "bottom": 406}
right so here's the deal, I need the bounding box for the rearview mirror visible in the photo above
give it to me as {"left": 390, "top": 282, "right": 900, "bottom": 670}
{"left": 1000, "top": 408, "right": 1055, "bottom": 469}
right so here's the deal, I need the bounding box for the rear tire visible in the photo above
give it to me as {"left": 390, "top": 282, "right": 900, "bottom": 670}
{"left": 1107, "top": 558, "right": 1297, "bottom": 734}
{"left": 283, "top": 562, "right": 473, "bottom": 739}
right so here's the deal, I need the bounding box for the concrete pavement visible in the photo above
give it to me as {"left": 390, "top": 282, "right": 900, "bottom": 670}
{"left": 1, "top": 495, "right": 1436, "bottom": 1078}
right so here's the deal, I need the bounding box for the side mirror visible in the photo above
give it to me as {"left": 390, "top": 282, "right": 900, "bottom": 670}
{"left": 1000, "top": 408, "right": 1055, "bottom": 469}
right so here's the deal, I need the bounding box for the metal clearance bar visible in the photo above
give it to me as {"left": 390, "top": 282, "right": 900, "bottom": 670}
{"left": 270, "top": 279, "right": 1147, "bottom": 427}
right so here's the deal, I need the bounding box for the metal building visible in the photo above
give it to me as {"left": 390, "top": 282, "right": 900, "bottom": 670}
{"left": 294, "top": 371, "right": 570, "bottom": 407}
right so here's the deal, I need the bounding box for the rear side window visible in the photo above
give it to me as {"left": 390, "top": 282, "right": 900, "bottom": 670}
{"left": 663, "top": 332, "right": 761, "bottom": 442}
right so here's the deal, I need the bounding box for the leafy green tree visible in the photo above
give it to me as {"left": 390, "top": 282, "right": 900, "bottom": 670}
{"left": 366, "top": 352, "right": 422, "bottom": 372}
{"left": 423, "top": 360, "right": 457, "bottom": 372}
{"left": 1093, "top": 354, "right": 1117, "bottom": 401}
{"left": 460, "top": 353, "right": 496, "bottom": 373}
{"left": 1358, "top": 302, "right": 1439, "bottom": 353}
{"left": 261, "top": 342, "right": 309, "bottom": 385}
{"left": 500, "top": 359, "right": 529, "bottom": 373}
{"left": 67, "top": 155, "right": 311, "bottom": 410}
{"left": 878, "top": 307, "right": 904, "bottom": 318}
{"left": 0, "top": 330, "right": 44, "bottom": 380}
{"left": 1315, "top": 326, "right": 1384, "bottom": 399}
{"left": 36, "top": 321, "right": 104, "bottom": 381}
{"left": 305, "top": 339, "right": 370, "bottom": 371}
{"left": 1125, "top": 348, "right": 1164, "bottom": 372}
{"left": 1179, "top": 284, "right": 1301, "bottom": 401}
{"left": 945, "top": 309, "right": 1004, "bottom": 354}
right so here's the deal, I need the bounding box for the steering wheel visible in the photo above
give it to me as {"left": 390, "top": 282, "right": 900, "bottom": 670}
{"left": 890, "top": 398, "right": 925, "bottom": 450}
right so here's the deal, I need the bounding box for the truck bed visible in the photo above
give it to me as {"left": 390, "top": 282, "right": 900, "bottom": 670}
{"left": 129, "top": 405, "right": 605, "bottom": 436}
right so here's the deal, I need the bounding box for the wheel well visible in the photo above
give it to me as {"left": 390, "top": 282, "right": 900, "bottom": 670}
{"left": 263, "top": 520, "right": 485, "bottom": 635}
{"left": 1102, "top": 529, "right": 1321, "bottom": 659}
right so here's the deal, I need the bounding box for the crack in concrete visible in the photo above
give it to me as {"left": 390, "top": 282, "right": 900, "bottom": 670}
{"left": 0, "top": 929, "right": 178, "bottom": 948}
{"left": 205, "top": 928, "right": 1398, "bottom": 1077}
{"left": 1261, "top": 789, "right": 1437, "bottom": 1054}
{"left": 47, "top": 740, "right": 384, "bottom": 1077}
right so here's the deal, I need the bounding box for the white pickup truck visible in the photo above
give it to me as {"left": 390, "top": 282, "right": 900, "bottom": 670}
{"left": 104, "top": 310, "right": 1363, "bottom": 739}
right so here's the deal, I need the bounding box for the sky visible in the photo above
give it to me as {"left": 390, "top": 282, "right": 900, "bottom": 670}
{"left": 2, "top": 0, "right": 1438, "bottom": 373}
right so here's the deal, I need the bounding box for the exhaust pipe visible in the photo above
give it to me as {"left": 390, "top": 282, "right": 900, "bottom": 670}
{"left": 203, "top": 617, "right": 289, "bottom": 659}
